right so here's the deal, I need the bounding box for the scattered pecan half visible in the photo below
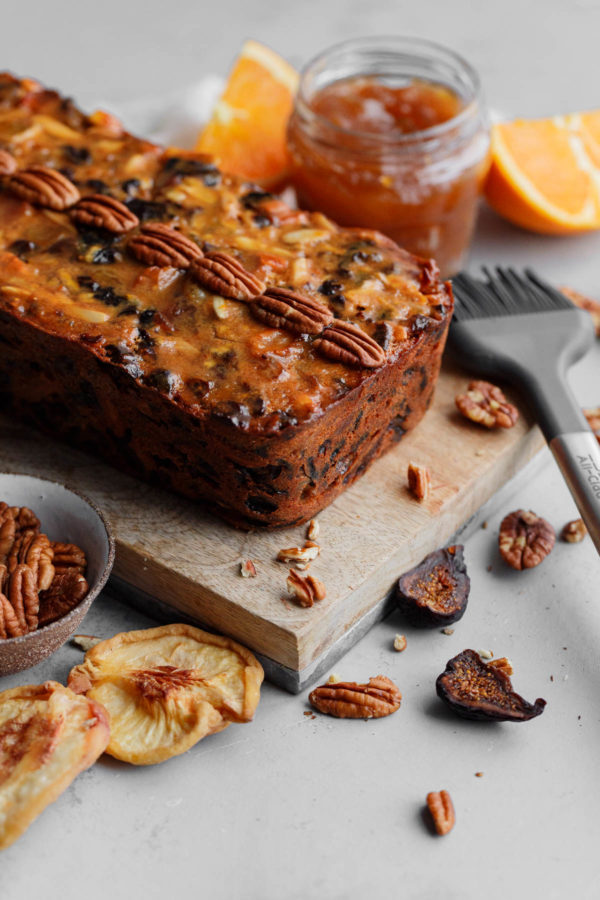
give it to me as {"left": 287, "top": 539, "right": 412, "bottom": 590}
{"left": 426, "top": 790, "right": 455, "bottom": 836}
{"left": 70, "top": 194, "right": 139, "bottom": 233}
{"left": 38, "top": 571, "right": 89, "bottom": 628}
{"left": 583, "top": 407, "right": 600, "bottom": 444}
{"left": 191, "top": 251, "right": 265, "bottom": 300}
{"left": 498, "top": 509, "right": 555, "bottom": 570}
{"left": 407, "top": 462, "right": 431, "bottom": 501}
{"left": 314, "top": 320, "right": 387, "bottom": 368}
{"left": 52, "top": 542, "right": 87, "bottom": 576}
{"left": 560, "top": 286, "right": 600, "bottom": 337}
{"left": 436, "top": 649, "right": 546, "bottom": 721}
{"left": 455, "top": 380, "right": 519, "bottom": 429}
{"left": 251, "top": 287, "right": 333, "bottom": 335}
{"left": 309, "top": 675, "right": 402, "bottom": 719}
{"left": 0, "top": 149, "right": 17, "bottom": 176}
{"left": 7, "top": 165, "right": 80, "bottom": 209}
{"left": 561, "top": 518, "right": 587, "bottom": 543}
{"left": 128, "top": 223, "right": 204, "bottom": 268}
{"left": 306, "top": 519, "right": 320, "bottom": 541}
{"left": 286, "top": 569, "right": 326, "bottom": 607}
{"left": 7, "top": 530, "right": 54, "bottom": 591}
{"left": 396, "top": 545, "right": 470, "bottom": 627}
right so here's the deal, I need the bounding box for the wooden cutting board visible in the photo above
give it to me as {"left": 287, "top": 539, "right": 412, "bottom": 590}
{"left": 0, "top": 360, "right": 544, "bottom": 690}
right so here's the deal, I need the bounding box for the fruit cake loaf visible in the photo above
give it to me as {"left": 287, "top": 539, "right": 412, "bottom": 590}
{"left": 0, "top": 73, "right": 453, "bottom": 529}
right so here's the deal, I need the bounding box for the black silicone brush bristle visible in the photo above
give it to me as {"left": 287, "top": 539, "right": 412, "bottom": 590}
{"left": 452, "top": 268, "right": 575, "bottom": 323}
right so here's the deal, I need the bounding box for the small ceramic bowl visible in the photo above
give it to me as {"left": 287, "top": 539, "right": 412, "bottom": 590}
{"left": 0, "top": 473, "right": 115, "bottom": 676}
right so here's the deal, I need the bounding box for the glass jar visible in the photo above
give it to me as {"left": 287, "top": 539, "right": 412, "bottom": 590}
{"left": 287, "top": 37, "right": 490, "bottom": 276}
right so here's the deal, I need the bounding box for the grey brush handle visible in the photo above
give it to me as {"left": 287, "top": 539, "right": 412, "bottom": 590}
{"left": 550, "top": 433, "right": 600, "bottom": 552}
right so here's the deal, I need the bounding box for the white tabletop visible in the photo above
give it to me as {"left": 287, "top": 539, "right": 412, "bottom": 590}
{"left": 1, "top": 1, "right": 599, "bottom": 898}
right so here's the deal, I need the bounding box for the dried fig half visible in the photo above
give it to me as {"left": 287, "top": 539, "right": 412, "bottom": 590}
{"left": 436, "top": 649, "right": 546, "bottom": 722}
{"left": 396, "top": 545, "right": 470, "bottom": 627}
{"left": 0, "top": 681, "right": 109, "bottom": 850}
{"left": 67, "top": 624, "right": 264, "bottom": 765}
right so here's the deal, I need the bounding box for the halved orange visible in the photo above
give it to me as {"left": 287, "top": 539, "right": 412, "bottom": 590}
{"left": 196, "top": 40, "right": 299, "bottom": 189}
{"left": 484, "top": 112, "right": 600, "bottom": 234}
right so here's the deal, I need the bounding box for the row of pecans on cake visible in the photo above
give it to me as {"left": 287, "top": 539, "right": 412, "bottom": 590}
{"left": 0, "top": 151, "right": 387, "bottom": 369}
{"left": 0, "top": 502, "right": 88, "bottom": 638}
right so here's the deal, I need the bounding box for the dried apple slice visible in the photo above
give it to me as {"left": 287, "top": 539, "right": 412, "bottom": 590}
{"left": 67, "top": 624, "right": 264, "bottom": 765}
{"left": 0, "top": 681, "right": 109, "bottom": 850}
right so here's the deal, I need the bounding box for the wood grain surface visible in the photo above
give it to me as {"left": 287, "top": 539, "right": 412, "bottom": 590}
{"left": 0, "top": 361, "right": 544, "bottom": 672}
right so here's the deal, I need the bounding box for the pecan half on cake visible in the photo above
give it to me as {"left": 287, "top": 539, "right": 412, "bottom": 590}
{"left": 0, "top": 74, "right": 453, "bottom": 529}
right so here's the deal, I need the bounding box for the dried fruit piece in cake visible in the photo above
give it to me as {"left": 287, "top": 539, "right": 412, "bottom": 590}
{"left": 455, "top": 380, "right": 519, "bottom": 429}
{"left": 0, "top": 681, "right": 109, "bottom": 850}
{"left": 436, "top": 649, "right": 546, "bottom": 722}
{"left": 67, "top": 624, "right": 264, "bottom": 765}
{"left": 396, "top": 545, "right": 470, "bottom": 627}
{"left": 309, "top": 675, "right": 401, "bottom": 719}
{"left": 498, "top": 509, "right": 555, "bottom": 570}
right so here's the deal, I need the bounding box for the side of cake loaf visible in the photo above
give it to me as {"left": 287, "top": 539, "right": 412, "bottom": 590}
{"left": 0, "top": 74, "right": 452, "bottom": 528}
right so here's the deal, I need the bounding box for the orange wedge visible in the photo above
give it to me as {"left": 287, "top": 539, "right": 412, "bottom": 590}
{"left": 196, "top": 40, "right": 298, "bottom": 189}
{"left": 484, "top": 112, "right": 600, "bottom": 234}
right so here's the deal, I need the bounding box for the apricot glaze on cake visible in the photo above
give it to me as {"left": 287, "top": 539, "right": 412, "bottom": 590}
{"left": 0, "top": 74, "right": 453, "bottom": 529}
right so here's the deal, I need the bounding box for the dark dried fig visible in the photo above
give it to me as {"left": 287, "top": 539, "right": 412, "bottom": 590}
{"left": 436, "top": 649, "right": 546, "bottom": 722}
{"left": 396, "top": 545, "right": 470, "bottom": 627}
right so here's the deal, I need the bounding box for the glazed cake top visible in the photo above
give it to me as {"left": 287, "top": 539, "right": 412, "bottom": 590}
{"left": 0, "top": 74, "right": 452, "bottom": 433}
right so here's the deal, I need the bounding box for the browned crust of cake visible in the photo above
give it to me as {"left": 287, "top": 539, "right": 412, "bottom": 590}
{"left": 0, "top": 73, "right": 453, "bottom": 528}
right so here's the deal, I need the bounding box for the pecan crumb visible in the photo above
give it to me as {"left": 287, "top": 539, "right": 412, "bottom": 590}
{"left": 561, "top": 518, "right": 587, "bottom": 543}
{"left": 426, "top": 790, "right": 455, "bottom": 836}
{"left": 456, "top": 380, "right": 519, "bottom": 429}
{"left": 407, "top": 462, "right": 431, "bottom": 501}
{"left": 240, "top": 559, "right": 257, "bottom": 578}
{"left": 441, "top": 627, "right": 454, "bottom": 635}
{"left": 393, "top": 634, "right": 407, "bottom": 652}
{"left": 478, "top": 649, "right": 494, "bottom": 660}
{"left": 306, "top": 519, "right": 320, "bottom": 541}
{"left": 475, "top": 772, "right": 484, "bottom": 778}
{"left": 327, "top": 673, "right": 341, "bottom": 684}
{"left": 72, "top": 634, "right": 102, "bottom": 652}
{"left": 286, "top": 570, "right": 326, "bottom": 607}
{"left": 488, "top": 657, "right": 513, "bottom": 676}
{"left": 277, "top": 541, "right": 320, "bottom": 564}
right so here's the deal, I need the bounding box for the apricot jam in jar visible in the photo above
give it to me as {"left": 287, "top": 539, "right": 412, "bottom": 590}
{"left": 287, "top": 37, "right": 490, "bottom": 275}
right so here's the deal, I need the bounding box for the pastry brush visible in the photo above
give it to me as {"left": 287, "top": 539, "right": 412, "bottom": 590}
{"left": 450, "top": 267, "right": 600, "bottom": 553}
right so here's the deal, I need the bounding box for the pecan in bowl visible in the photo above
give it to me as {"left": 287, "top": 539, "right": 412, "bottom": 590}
{"left": 436, "top": 649, "right": 546, "bottom": 722}
{"left": 309, "top": 675, "right": 401, "bottom": 719}
{"left": 456, "top": 380, "right": 519, "bottom": 429}
{"left": 498, "top": 509, "right": 555, "bottom": 570}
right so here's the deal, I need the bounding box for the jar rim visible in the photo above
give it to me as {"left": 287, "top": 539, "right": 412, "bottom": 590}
{"left": 296, "top": 35, "right": 484, "bottom": 147}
